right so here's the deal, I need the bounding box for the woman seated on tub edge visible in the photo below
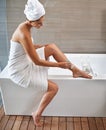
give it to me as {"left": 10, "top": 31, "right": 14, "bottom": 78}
{"left": 7, "top": 0, "right": 92, "bottom": 127}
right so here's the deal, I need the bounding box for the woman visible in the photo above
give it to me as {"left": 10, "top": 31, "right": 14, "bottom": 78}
{"left": 8, "top": 0, "right": 92, "bottom": 126}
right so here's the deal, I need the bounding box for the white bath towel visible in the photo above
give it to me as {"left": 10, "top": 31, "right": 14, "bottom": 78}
{"left": 8, "top": 41, "right": 48, "bottom": 91}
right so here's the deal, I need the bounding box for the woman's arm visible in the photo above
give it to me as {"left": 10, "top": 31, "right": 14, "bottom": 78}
{"left": 20, "top": 34, "right": 65, "bottom": 68}
{"left": 33, "top": 44, "right": 49, "bottom": 49}
{"left": 33, "top": 44, "right": 43, "bottom": 49}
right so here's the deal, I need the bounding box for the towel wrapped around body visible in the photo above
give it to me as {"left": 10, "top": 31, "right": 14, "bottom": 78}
{"left": 8, "top": 41, "right": 48, "bottom": 92}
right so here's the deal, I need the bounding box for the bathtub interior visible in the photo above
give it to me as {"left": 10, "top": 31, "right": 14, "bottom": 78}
{"left": 48, "top": 54, "right": 106, "bottom": 79}
{"left": 0, "top": 54, "right": 106, "bottom": 79}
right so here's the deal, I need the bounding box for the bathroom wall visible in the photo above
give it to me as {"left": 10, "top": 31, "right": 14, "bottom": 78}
{"left": 6, "top": 0, "right": 106, "bottom": 53}
{"left": 6, "top": 0, "right": 27, "bottom": 47}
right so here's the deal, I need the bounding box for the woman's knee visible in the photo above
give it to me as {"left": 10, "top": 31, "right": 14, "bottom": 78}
{"left": 46, "top": 43, "right": 57, "bottom": 52}
{"left": 53, "top": 83, "right": 58, "bottom": 94}
{"left": 48, "top": 80, "right": 58, "bottom": 95}
{"left": 45, "top": 43, "right": 57, "bottom": 59}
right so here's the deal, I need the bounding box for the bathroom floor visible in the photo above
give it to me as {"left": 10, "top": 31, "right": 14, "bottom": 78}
{"left": 0, "top": 106, "right": 106, "bottom": 130}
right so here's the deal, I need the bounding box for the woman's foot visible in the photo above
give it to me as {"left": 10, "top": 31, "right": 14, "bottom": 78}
{"left": 71, "top": 65, "right": 92, "bottom": 79}
{"left": 32, "top": 112, "right": 42, "bottom": 127}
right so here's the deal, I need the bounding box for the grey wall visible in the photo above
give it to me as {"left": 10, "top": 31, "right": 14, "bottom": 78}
{"left": 6, "top": 0, "right": 27, "bottom": 46}
{"left": 6, "top": 0, "right": 106, "bottom": 53}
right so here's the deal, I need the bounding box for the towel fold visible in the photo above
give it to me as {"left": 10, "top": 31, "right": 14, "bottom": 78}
{"left": 8, "top": 41, "right": 48, "bottom": 92}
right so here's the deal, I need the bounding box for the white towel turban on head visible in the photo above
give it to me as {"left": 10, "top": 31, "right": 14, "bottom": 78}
{"left": 24, "top": 0, "right": 45, "bottom": 21}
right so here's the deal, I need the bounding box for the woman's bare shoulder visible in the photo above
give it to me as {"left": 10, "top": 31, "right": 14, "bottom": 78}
{"left": 11, "top": 22, "right": 30, "bottom": 43}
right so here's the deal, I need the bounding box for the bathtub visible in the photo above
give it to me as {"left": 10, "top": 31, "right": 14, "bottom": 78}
{"left": 0, "top": 54, "right": 106, "bottom": 117}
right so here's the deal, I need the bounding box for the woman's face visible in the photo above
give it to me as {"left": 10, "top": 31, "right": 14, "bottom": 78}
{"left": 30, "top": 16, "right": 44, "bottom": 29}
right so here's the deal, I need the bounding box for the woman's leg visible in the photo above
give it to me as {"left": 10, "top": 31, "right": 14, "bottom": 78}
{"left": 44, "top": 43, "right": 92, "bottom": 78}
{"left": 32, "top": 80, "right": 58, "bottom": 126}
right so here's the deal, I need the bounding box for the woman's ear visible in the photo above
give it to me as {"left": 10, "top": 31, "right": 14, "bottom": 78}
{"left": 30, "top": 21, "right": 34, "bottom": 26}
{"left": 28, "top": 21, "right": 34, "bottom": 26}
{"left": 29, "top": 21, "right": 32, "bottom": 24}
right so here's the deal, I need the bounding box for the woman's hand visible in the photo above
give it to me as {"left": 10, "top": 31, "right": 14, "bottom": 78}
{"left": 58, "top": 62, "right": 71, "bottom": 69}
{"left": 33, "top": 44, "right": 44, "bottom": 49}
{"left": 34, "top": 44, "right": 49, "bottom": 49}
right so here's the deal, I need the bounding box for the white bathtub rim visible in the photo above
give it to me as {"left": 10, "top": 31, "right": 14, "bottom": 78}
{"left": 48, "top": 75, "right": 106, "bottom": 80}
